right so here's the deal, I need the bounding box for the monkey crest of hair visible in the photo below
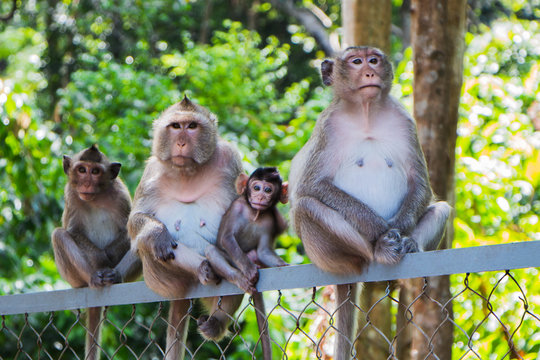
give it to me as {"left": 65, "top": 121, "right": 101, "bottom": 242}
{"left": 250, "top": 167, "right": 282, "bottom": 187}
{"left": 79, "top": 144, "right": 105, "bottom": 163}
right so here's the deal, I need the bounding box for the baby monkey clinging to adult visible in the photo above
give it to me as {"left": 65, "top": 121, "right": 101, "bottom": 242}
{"left": 206, "top": 167, "right": 288, "bottom": 295}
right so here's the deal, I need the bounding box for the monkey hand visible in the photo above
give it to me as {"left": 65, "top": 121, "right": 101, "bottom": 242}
{"left": 152, "top": 230, "right": 178, "bottom": 262}
{"left": 90, "top": 268, "right": 121, "bottom": 288}
{"left": 197, "top": 260, "right": 221, "bottom": 286}
{"left": 373, "top": 229, "right": 404, "bottom": 265}
{"left": 241, "top": 262, "right": 259, "bottom": 287}
{"left": 402, "top": 237, "right": 419, "bottom": 254}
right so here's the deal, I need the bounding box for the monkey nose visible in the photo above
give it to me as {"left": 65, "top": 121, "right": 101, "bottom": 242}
{"left": 365, "top": 73, "right": 375, "bottom": 78}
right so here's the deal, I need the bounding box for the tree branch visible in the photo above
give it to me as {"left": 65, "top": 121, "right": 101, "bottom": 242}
{"left": 269, "top": 0, "right": 336, "bottom": 56}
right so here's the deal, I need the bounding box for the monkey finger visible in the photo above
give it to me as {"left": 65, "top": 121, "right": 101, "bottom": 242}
{"left": 171, "top": 242, "right": 178, "bottom": 249}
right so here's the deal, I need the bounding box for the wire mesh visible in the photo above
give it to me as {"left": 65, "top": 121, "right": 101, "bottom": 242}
{"left": 1, "top": 269, "right": 538, "bottom": 359}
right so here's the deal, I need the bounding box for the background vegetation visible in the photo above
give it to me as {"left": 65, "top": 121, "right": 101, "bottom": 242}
{"left": 0, "top": 0, "right": 538, "bottom": 358}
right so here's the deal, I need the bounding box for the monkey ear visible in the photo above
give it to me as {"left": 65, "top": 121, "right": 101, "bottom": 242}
{"left": 235, "top": 173, "right": 249, "bottom": 195}
{"left": 110, "top": 162, "right": 122, "bottom": 179}
{"left": 321, "top": 60, "right": 334, "bottom": 86}
{"left": 62, "top": 155, "right": 71, "bottom": 175}
{"left": 279, "top": 182, "right": 289, "bottom": 204}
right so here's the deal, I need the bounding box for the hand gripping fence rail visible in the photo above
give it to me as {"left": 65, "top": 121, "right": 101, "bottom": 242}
{"left": 1, "top": 241, "right": 539, "bottom": 359}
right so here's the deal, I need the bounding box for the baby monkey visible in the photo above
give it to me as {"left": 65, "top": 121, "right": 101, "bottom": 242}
{"left": 206, "top": 167, "right": 288, "bottom": 294}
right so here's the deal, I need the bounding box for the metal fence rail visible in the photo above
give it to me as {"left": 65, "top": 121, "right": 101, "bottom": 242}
{"left": 1, "top": 241, "right": 539, "bottom": 359}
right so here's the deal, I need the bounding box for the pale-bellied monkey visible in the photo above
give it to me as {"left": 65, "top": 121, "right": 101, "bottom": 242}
{"left": 51, "top": 144, "right": 142, "bottom": 360}
{"left": 288, "top": 46, "right": 451, "bottom": 360}
{"left": 205, "top": 167, "right": 289, "bottom": 360}
{"left": 127, "top": 96, "right": 244, "bottom": 359}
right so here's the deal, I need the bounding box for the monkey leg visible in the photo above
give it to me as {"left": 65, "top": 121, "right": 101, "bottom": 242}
{"left": 198, "top": 294, "right": 244, "bottom": 341}
{"left": 252, "top": 292, "right": 272, "bottom": 360}
{"left": 169, "top": 242, "right": 220, "bottom": 285}
{"left": 165, "top": 299, "right": 190, "bottom": 360}
{"left": 409, "top": 201, "right": 451, "bottom": 252}
{"left": 51, "top": 228, "right": 96, "bottom": 288}
{"left": 294, "top": 197, "right": 373, "bottom": 274}
{"left": 205, "top": 246, "right": 257, "bottom": 294}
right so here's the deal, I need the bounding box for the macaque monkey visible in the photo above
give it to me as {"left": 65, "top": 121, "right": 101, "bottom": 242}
{"left": 205, "top": 167, "right": 289, "bottom": 360}
{"left": 128, "top": 96, "right": 243, "bottom": 359}
{"left": 51, "top": 144, "right": 141, "bottom": 360}
{"left": 288, "top": 46, "right": 451, "bottom": 360}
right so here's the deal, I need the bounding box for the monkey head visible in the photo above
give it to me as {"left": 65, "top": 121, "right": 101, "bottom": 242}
{"left": 152, "top": 96, "right": 218, "bottom": 174}
{"left": 236, "top": 167, "right": 288, "bottom": 211}
{"left": 63, "top": 144, "right": 121, "bottom": 202}
{"left": 321, "top": 46, "right": 394, "bottom": 102}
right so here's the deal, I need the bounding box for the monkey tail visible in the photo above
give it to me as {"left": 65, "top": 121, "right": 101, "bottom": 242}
{"left": 252, "top": 292, "right": 272, "bottom": 360}
{"left": 165, "top": 299, "right": 190, "bottom": 360}
{"left": 85, "top": 306, "right": 103, "bottom": 360}
{"left": 334, "top": 283, "right": 358, "bottom": 360}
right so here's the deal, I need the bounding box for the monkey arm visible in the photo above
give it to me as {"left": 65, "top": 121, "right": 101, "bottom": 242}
{"left": 299, "top": 177, "right": 389, "bottom": 242}
{"left": 128, "top": 212, "right": 178, "bottom": 262}
{"left": 388, "top": 141, "right": 433, "bottom": 235}
{"left": 257, "top": 233, "right": 287, "bottom": 268}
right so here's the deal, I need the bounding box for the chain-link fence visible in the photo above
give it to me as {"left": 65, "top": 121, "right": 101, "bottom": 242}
{"left": 1, "top": 242, "right": 539, "bottom": 359}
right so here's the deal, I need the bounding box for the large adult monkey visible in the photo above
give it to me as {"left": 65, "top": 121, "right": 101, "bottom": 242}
{"left": 128, "top": 96, "right": 244, "bottom": 360}
{"left": 288, "top": 46, "right": 451, "bottom": 360}
{"left": 52, "top": 144, "right": 142, "bottom": 360}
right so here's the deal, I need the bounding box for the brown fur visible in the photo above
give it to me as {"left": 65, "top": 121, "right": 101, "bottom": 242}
{"left": 52, "top": 145, "right": 141, "bottom": 360}
{"left": 128, "top": 98, "right": 243, "bottom": 358}
{"left": 288, "top": 47, "right": 451, "bottom": 360}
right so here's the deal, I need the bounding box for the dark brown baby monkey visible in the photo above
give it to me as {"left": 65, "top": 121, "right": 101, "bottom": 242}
{"left": 205, "top": 167, "right": 288, "bottom": 360}
{"left": 51, "top": 144, "right": 141, "bottom": 360}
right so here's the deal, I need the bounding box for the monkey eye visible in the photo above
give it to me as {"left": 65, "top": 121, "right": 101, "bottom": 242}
{"left": 78, "top": 166, "right": 86, "bottom": 173}
{"left": 264, "top": 187, "right": 272, "bottom": 194}
{"left": 253, "top": 185, "right": 261, "bottom": 191}
{"left": 91, "top": 168, "right": 100, "bottom": 175}
{"left": 171, "top": 122, "right": 181, "bottom": 129}
{"left": 352, "top": 58, "right": 362, "bottom": 65}
{"left": 187, "top": 122, "right": 198, "bottom": 129}
{"left": 369, "top": 57, "right": 378, "bottom": 64}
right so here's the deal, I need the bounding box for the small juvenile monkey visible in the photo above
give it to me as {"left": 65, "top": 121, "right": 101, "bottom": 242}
{"left": 51, "top": 144, "right": 141, "bottom": 360}
{"left": 205, "top": 167, "right": 288, "bottom": 360}
{"left": 206, "top": 167, "right": 288, "bottom": 293}
{"left": 128, "top": 96, "right": 243, "bottom": 359}
{"left": 288, "top": 46, "right": 451, "bottom": 360}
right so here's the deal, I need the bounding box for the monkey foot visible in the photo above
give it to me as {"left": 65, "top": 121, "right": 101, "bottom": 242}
{"left": 198, "top": 260, "right": 221, "bottom": 285}
{"left": 402, "top": 237, "right": 419, "bottom": 253}
{"left": 197, "top": 315, "right": 228, "bottom": 341}
{"left": 243, "top": 263, "right": 259, "bottom": 286}
{"left": 233, "top": 275, "right": 257, "bottom": 295}
{"left": 90, "top": 268, "right": 120, "bottom": 288}
{"left": 374, "top": 229, "right": 404, "bottom": 265}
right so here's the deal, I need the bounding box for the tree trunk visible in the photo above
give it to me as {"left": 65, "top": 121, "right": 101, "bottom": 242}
{"left": 341, "top": 0, "right": 391, "bottom": 53}
{"left": 405, "top": 0, "right": 467, "bottom": 359}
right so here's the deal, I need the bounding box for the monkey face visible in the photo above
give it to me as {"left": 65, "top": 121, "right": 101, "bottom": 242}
{"left": 71, "top": 161, "right": 108, "bottom": 201}
{"left": 325, "top": 46, "right": 393, "bottom": 102}
{"left": 153, "top": 106, "right": 218, "bottom": 171}
{"left": 248, "top": 180, "right": 277, "bottom": 211}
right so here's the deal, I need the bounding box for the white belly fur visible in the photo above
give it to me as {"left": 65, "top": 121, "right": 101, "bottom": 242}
{"left": 155, "top": 198, "right": 226, "bottom": 256}
{"left": 333, "top": 139, "right": 408, "bottom": 220}
{"left": 84, "top": 208, "right": 118, "bottom": 249}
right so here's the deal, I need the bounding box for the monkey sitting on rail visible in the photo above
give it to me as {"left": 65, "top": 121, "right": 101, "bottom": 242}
{"left": 288, "top": 46, "right": 451, "bottom": 360}
{"left": 52, "top": 144, "right": 141, "bottom": 360}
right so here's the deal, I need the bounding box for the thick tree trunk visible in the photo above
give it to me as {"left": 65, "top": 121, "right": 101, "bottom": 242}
{"left": 405, "top": 0, "right": 467, "bottom": 359}
{"left": 341, "top": 0, "right": 391, "bottom": 53}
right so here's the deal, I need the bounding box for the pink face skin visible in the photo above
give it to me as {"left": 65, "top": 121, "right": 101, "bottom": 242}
{"left": 168, "top": 118, "right": 200, "bottom": 167}
{"left": 73, "top": 161, "right": 106, "bottom": 201}
{"left": 248, "top": 180, "right": 276, "bottom": 211}
{"left": 342, "top": 48, "right": 385, "bottom": 99}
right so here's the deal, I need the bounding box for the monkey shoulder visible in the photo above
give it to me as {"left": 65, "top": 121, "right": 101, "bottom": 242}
{"left": 215, "top": 140, "right": 242, "bottom": 176}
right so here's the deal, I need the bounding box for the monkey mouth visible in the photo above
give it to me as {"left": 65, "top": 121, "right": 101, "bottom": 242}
{"left": 358, "top": 84, "right": 381, "bottom": 90}
{"left": 79, "top": 192, "right": 97, "bottom": 201}
{"left": 251, "top": 202, "right": 270, "bottom": 210}
{"left": 171, "top": 155, "right": 194, "bottom": 167}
